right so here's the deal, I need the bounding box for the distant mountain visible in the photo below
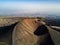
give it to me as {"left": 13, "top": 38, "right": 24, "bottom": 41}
{"left": 45, "top": 15, "right": 60, "bottom": 26}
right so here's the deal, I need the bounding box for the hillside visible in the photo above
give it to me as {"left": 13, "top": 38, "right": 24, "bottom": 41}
{"left": 0, "top": 17, "right": 60, "bottom": 45}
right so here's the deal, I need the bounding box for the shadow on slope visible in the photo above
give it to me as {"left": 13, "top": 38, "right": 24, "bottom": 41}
{"left": 0, "top": 22, "right": 19, "bottom": 45}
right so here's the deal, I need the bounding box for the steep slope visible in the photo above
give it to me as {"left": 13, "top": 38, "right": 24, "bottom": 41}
{"left": 12, "top": 18, "right": 60, "bottom": 45}
{"left": 12, "top": 18, "right": 40, "bottom": 45}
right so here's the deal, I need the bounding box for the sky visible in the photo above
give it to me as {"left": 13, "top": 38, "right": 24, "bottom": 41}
{"left": 0, "top": 0, "right": 60, "bottom": 16}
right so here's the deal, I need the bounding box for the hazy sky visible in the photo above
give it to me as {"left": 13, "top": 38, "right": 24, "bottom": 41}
{"left": 0, "top": 0, "right": 60, "bottom": 16}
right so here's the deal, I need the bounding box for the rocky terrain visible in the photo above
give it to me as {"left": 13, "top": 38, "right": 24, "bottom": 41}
{"left": 0, "top": 17, "right": 60, "bottom": 45}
